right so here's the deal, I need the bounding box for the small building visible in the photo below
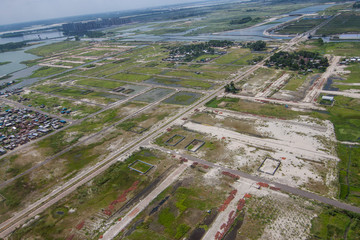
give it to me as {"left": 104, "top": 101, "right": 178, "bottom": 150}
{"left": 322, "top": 96, "right": 334, "bottom": 102}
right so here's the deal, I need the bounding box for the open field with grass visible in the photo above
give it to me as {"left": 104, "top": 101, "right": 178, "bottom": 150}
{"left": 28, "top": 66, "right": 67, "bottom": 78}
{"left": 74, "top": 77, "right": 126, "bottom": 90}
{"left": 163, "top": 69, "right": 227, "bottom": 81}
{"left": 214, "top": 48, "right": 251, "bottom": 64}
{"left": 337, "top": 144, "right": 360, "bottom": 207}
{"left": 276, "top": 18, "right": 325, "bottom": 35}
{"left": 148, "top": 77, "right": 214, "bottom": 90}
{"left": 302, "top": 41, "right": 360, "bottom": 56}
{"left": 326, "top": 96, "right": 360, "bottom": 142}
{"left": 25, "top": 41, "right": 85, "bottom": 57}
{"left": 108, "top": 72, "right": 152, "bottom": 82}
{"left": 317, "top": 12, "right": 360, "bottom": 35}
{"left": 206, "top": 97, "right": 321, "bottom": 120}
{"left": 282, "top": 74, "right": 307, "bottom": 91}
{"left": 311, "top": 207, "right": 360, "bottom": 239}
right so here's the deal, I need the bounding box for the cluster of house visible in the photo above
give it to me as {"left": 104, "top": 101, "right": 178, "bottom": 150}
{"left": 0, "top": 108, "right": 66, "bottom": 154}
{"left": 340, "top": 57, "right": 360, "bottom": 65}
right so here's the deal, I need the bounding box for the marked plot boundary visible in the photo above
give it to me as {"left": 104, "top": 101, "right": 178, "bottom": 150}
{"left": 128, "top": 125, "right": 148, "bottom": 134}
{"left": 258, "top": 157, "right": 281, "bottom": 175}
{"left": 165, "top": 134, "right": 185, "bottom": 146}
{"left": 128, "top": 160, "right": 154, "bottom": 174}
{"left": 185, "top": 139, "right": 205, "bottom": 152}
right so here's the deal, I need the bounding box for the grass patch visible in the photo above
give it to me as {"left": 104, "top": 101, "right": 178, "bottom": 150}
{"left": 277, "top": 18, "right": 325, "bottom": 35}
{"left": 75, "top": 78, "right": 125, "bottom": 89}
{"left": 317, "top": 12, "right": 360, "bottom": 35}
{"left": 206, "top": 97, "right": 301, "bottom": 119}
{"left": 163, "top": 92, "right": 202, "bottom": 105}
{"left": 283, "top": 74, "right": 307, "bottom": 91}
{"left": 108, "top": 72, "right": 152, "bottom": 82}
{"left": 150, "top": 77, "right": 213, "bottom": 90}
{"left": 25, "top": 41, "right": 83, "bottom": 57}
{"left": 28, "top": 66, "right": 66, "bottom": 78}
{"left": 310, "top": 208, "right": 360, "bottom": 239}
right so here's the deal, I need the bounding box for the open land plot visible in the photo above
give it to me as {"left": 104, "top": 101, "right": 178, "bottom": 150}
{"left": 162, "top": 92, "right": 202, "bottom": 106}
{"left": 74, "top": 77, "right": 126, "bottom": 90}
{"left": 127, "top": 66, "right": 165, "bottom": 75}
{"left": 214, "top": 48, "right": 251, "bottom": 64}
{"left": 108, "top": 72, "right": 152, "bottom": 82}
{"left": 146, "top": 77, "right": 214, "bottom": 90}
{"left": 7, "top": 149, "right": 179, "bottom": 240}
{"left": 132, "top": 88, "right": 174, "bottom": 103}
{"left": 119, "top": 165, "right": 234, "bottom": 240}
{"left": 311, "top": 206, "right": 360, "bottom": 239}
{"left": 162, "top": 69, "right": 228, "bottom": 81}
{"left": 9, "top": 92, "right": 102, "bottom": 119}
{"left": 276, "top": 18, "right": 326, "bottom": 35}
{"left": 28, "top": 66, "right": 68, "bottom": 78}
{"left": 324, "top": 95, "right": 360, "bottom": 142}
{"left": 240, "top": 67, "right": 282, "bottom": 96}
{"left": 340, "top": 63, "right": 360, "bottom": 84}
{"left": 301, "top": 41, "right": 360, "bottom": 57}
{"left": 337, "top": 144, "right": 360, "bottom": 207}
{"left": 232, "top": 53, "right": 268, "bottom": 65}
{"left": 205, "top": 97, "right": 327, "bottom": 120}
{"left": 117, "top": 103, "right": 182, "bottom": 134}
{"left": 25, "top": 41, "right": 85, "bottom": 57}
{"left": 273, "top": 73, "right": 321, "bottom": 101}
{"left": 0, "top": 103, "right": 180, "bottom": 223}
{"left": 33, "top": 84, "right": 126, "bottom": 105}
{"left": 317, "top": 12, "right": 360, "bottom": 35}
{"left": 177, "top": 109, "right": 338, "bottom": 195}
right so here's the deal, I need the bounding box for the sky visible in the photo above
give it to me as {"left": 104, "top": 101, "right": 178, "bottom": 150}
{"left": 0, "top": 0, "right": 201, "bottom": 25}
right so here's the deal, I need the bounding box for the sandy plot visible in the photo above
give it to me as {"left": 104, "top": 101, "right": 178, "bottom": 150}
{"left": 182, "top": 119, "right": 338, "bottom": 193}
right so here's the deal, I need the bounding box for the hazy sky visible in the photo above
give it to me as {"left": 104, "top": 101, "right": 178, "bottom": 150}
{"left": 0, "top": 0, "right": 200, "bottom": 25}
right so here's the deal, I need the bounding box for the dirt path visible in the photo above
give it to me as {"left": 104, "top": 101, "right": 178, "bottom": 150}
{"left": 102, "top": 162, "right": 190, "bottom": 239}
{"left": 303, "top": 56, "right": 341, "bottom": 103}
{"left": 202, "top": 179, "right": 254, "bottom": 240}
{"left": 256, "top": 73, "right": 290, "bottom": 98}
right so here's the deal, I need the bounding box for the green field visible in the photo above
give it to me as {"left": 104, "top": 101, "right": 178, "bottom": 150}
{"left": 303, "top": 41, "right": 360, "bottom": 57}
{"left": 277, "top": 18, "right": 325, "bottom": 35}
{"left": 151, "top": 77, "right": 213, "bottom": 89}
{"left": 163, "top": 69, "right": 227, "bottom": 80}
{"left": 214, "top": 48, "right": 251, "bottom": 64}
{"left": 28, "top": 66, "right": 67, "bottom": 78}
{"left": 34, "top": 84, "right": 124, "bottom": 104}
{"left": 311, "top": 207, "right": 360, "bottom": 239}
{"left": 283, "top": 74, "right": 307, "bottom": 91}
{"left": 327, "top": 96, "right": 360, "bottom": 142}
{"left": 26, "top": 41, "right": 84, "bottom": 56}
{"left": 108, "top": 72, "right": 152, "bottom": 82}
{"left": 337, "top": 144, "right": 360, "bottom": 206}
{"left": 317, "top": 12, "right": 360, "bottom": 35}
{"left": 206, "top": 97, "right": 317, "bottom": 120}
{"left": 75, "top": 78, "right": 125, "bottom": 89}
